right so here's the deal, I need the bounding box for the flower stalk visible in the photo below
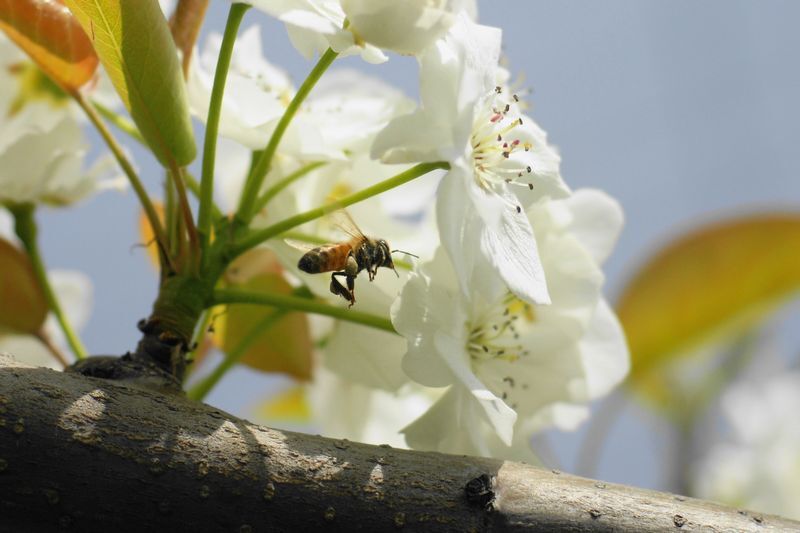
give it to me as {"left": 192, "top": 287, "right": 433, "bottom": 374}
{"left": 235, "top": 47, "right": 339, "bottom": 224}
{"left": 252, "top": 161, "right": 326, "bottom": 214}
{"left": 231, "top": 161, "right": 449, "bottom": 257}
{"left": 187, "top": 309, "right": 286, "bottom": 401}
{"left": 211, "top": 288, "right": 395, "bottom": 333}
{"left": 198, "top": 2, "right": 250, "bottom": 268}
{"left": 74, "top": 93, "right": 173, "bottom": 272}
{"left": 11, "top": 205, "right": 88, "bottom": 360}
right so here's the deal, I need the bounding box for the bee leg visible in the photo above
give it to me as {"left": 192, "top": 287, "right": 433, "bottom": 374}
{"left": 346, "top": 275, "right": 356, "bottom": 308}
{"left": 330, "top": 272, "right": 351, "bottom": 303}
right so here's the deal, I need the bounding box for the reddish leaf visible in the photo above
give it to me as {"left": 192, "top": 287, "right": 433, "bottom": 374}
{"left": 0, "top": 237, "right": 47, "bottom": 334}
{"left": 0, "top": 0, "right": 98, "bottom": 92}
{"left": 618, "top": 213, "right": 800, "bottom": 408}
{"left": 215, "top": 273, "right": 313, "bottom": 381}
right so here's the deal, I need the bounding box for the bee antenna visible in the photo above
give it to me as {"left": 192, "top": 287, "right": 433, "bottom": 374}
{"left": 391, "top": 249, "right": 419, "bottom": 259}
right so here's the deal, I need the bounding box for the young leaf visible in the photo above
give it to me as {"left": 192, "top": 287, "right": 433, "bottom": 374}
{"left": 618, "top": 214, "right": 800, "bottom": 407}
{"left": 0, "top": 0, "right": 99, "bottom": 92}
{"left": 0, "top": 237, "right": 47, "bottom": 334}
{"left": 254, "top": 386, "right": 311, "bottom": 423}
{"left": 168, "top": 0, "right": 209, "bottom": 76}
{"left": 63, "top": 0, "right": 196, "bottom": 167}
{"left": 215, "top": 273, "right": 313, "bottom": 381}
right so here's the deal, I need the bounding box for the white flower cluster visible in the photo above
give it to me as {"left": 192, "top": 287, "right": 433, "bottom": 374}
{"left": 0, "top": 0, "right": 629, "bottom": 461}
{"left": 693, "top": 372, "right": 800, "bottom": 520}
{"left": 201, "top": 2, "right": 630, "bottom": 459}
{"left": 0, "top": 35, "right": 122, "bottom": 207}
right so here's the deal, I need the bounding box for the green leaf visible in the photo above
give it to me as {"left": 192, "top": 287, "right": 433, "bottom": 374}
{"left": 63, "top": 0, "right": 196, "bottom": 166}
{"left": 618, "top": 213, "right": 800, "bottom": 408}
{"left": 0, "top": 237, "right": 47, "bottom": 334}
{"left": 215, "top": 273, "right": 313, "bottom": 381}
{"left": 0, "top": 0, "right": 99, "bottom": 92}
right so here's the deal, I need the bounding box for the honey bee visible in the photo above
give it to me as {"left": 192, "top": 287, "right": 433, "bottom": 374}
{"left": 288, "top": 211, "right": 407, "bottom": 307}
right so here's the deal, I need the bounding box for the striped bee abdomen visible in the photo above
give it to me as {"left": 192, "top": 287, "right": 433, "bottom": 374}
{"left": 298, "top": 244, "right": 351, "bottom": 273}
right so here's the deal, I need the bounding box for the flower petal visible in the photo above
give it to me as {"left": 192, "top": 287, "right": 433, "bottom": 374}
{"left": 393, "top": 266, "right": 461, "bottom": 387}
{"left": 431, "top": 333, "right": 517, "bottom": 445}
{"left": 371, "top": 110, "right": 450, "bottom": 164}
{"left": 563, "top": 189, "right": 624, "bottom": 265}
{"left": 578, "top": 299, "right": 630, "bottom": 399}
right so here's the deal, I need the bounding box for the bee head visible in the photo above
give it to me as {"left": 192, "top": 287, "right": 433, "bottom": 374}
{"left": 376, "top": 239, "right": 396, "bottom": 272}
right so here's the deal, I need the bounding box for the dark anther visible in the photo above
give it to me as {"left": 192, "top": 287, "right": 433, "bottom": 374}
{"left": 464, "top": 474, "right": 495, "bottom": 509}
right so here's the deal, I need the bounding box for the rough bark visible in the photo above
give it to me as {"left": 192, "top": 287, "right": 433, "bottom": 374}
{"left": 0, "top": 353, "right": 796, "bottom": 532}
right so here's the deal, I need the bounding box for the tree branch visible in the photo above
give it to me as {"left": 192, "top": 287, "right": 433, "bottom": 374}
{"left": 0, "top": 353, "right": 794, "bottom": 532}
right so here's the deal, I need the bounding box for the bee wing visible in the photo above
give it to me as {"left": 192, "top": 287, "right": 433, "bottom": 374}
{"left": 283, "top": 239, "right": 318, "bottom": 252}
{"left": 328, "top": 209, "right": 367, "bottom": 243}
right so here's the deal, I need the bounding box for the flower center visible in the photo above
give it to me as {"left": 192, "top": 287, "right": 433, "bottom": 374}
{"left": 470, "top": 87, "right": 534, "bottom": 207}
{"left": 466, "top": 292, "right": 535, "bottom": 365}
{"left": 466, "top": 293, "right": 537, "bottom": 410}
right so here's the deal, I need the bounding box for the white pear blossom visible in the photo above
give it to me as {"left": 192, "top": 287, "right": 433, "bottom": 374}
{"left": 244, "top": 0, "right": 388, "bottom": 63}
{"left": 391, "top": 190, "right": 629, "bottom": 457}
{"left": 0, "top": 104, "right": 113, "bottom": 206}
{"left": 189, "top": 28, "right": 411, "bottom": 160}
{"left": 246, "top": 0, "right": 477, "bottom": 61}
{"left": 207, "top": 62, "right": 417, "bottom": 218}
{"left": 373, "top": 14, "right": 570, "bottom": 306}
{"left": 308, "top": 368, "right": 437, "bottom": 447}
{"left": 341, "top": 0, "right": 476, "bottom": 56}
{"left": 693, "top": 372, "right": 800, "bottom": 520}
{"left": 188, "top": 26, "right": 305, "bottom": 150}
{"left": 0, "top": 36, "right": 122, "bottom": 206}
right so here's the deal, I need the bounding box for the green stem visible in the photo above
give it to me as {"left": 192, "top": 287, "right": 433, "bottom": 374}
{"left": 251, "top": 161, "right": 326, "bottom": 215}
{"left": 232, "top": 161, "right": 449, "bottom": 257}
{"left": 93, "top": 100, "right": 145, "bottom": 144}
{"left": 236, "top": 48, "right": 339, "bottom": 223}
{"left": 211, "top": 288, "right": 396, "bottom": 333}
{"left": 199, "top": 3, "right": 250, "bottom": 267}
{"left": 11, "top": 205, "right": 88, "bottom": 360}
{"left": 187, "top": 309, "right": 286, "bottom": 401}
{"left": 92, "top": 100, "right": 224, "bottom": 222}
{"left": 184, "top": 173, "right": 223, "bottom": 222}
{"left": 168, "top": 162, "right": 200, "bottom": 270}
{"left": 163, "top": 174, "right": 175, "bottom": 260}
{"left": 75, "top": 93, "right": 173, "bottom": 271}
{"left": 34, "top": 330, "right": 70, "bottom": 369}
{"left": 183, "top": 308, "right": 214, "bottom": 383}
